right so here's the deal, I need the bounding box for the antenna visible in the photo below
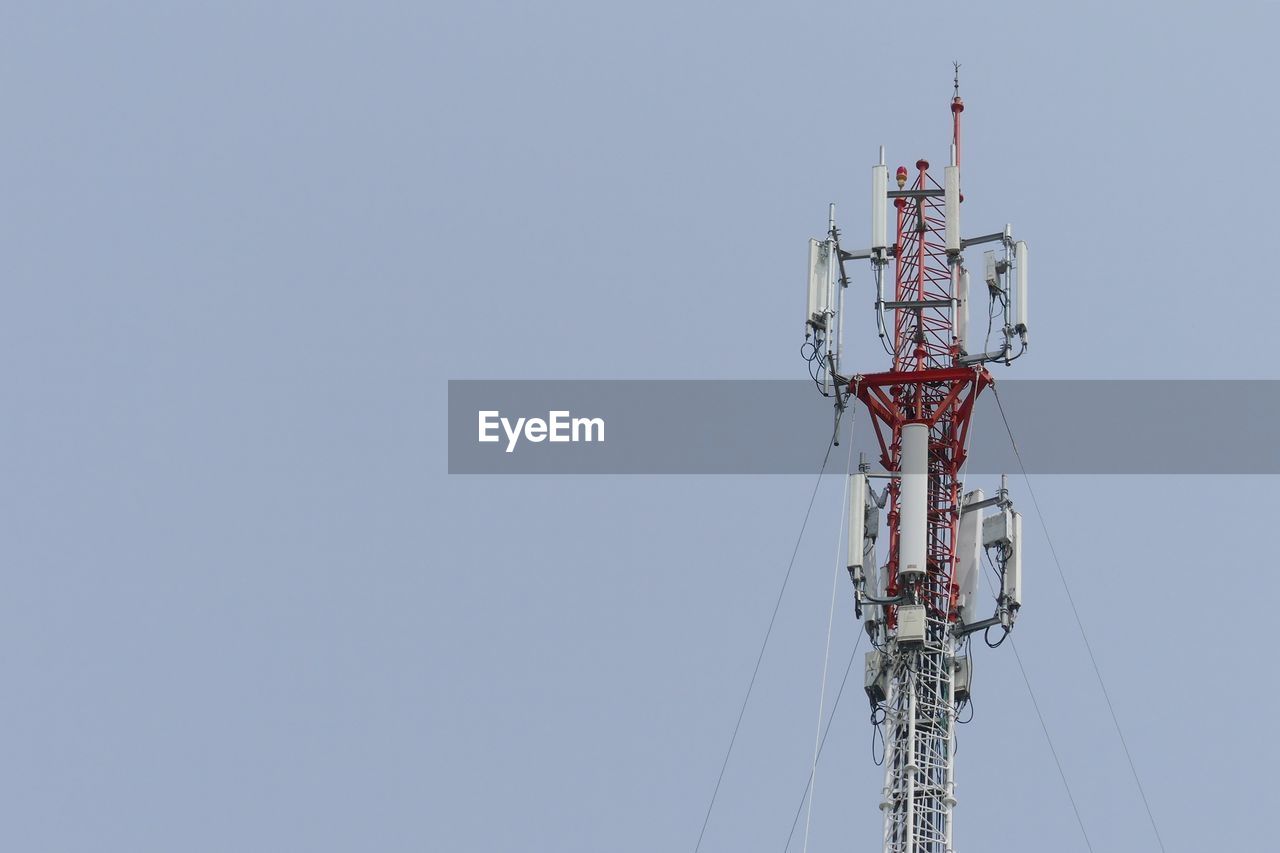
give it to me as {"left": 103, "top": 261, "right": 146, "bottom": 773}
{"left": 798, "top": 73, "right": 1033, "bottom": 853}
{"left": 944, "top": 161, "right": 960, "bottom": 255}
{"left": 802, "top": 203, "right": 847, "bottom": 399}
{"left": 1014, "top": 240, "right": 1029, "bottom": 341}
{"left": 955, "top": 267, "right": 970, "bottom": 354}
{"left": 872, "top": 160, "right": 888, "bottom": 257}
{"left": 951, "top": 62, "right": 964, "bottom": 166}
{"left": 805, "top": 238, "right": 829, "bottom": 332}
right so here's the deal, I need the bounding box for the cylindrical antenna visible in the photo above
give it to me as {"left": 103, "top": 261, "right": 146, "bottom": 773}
{"left": 897, "top": 423, "right": 928, "bottom": 582}
{"left": 848, "top": 472, "right": 868, "bottom": 570}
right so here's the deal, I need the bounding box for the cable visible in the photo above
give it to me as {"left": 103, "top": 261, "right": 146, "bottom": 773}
{"left": 803, "top": 337, "right": 833, "bottom": 398}
{"left": 992, "top": 385, "right": 1167, "bottom": 853}
{"left": 983, "top": 286, "right": 998, "bottom": 352}
{"left": 979, "top": 570, "right": 1093, "bottom": 851}
{"left": 691, "top": 429, "right": 842, "bottom": 853}
{"left": 983, "top": 544, "right": 1003, "bottom": 586}
{"left": 1008, "top": 635, "right": 1096, "bottom": 853}
{"left": 870, "top": 711, "right": 886, "bottom": 766}
{"left": 800, "top": 428, "right": 857, "bottom": 853}
{"left": 979, "top": 549, "right": 1009, "bottom": 650}
{"left": 781, "top": 632, "right": 865, "bottom": 853}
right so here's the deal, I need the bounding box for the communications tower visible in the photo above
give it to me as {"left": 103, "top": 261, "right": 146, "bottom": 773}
{"left": 802, "top": 72, "right": 1030, "bottom": 853}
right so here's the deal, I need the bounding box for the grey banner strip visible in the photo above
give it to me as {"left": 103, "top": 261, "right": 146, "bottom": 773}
{"left": 447, "top": 380, "right": 1278, "bottom": 474}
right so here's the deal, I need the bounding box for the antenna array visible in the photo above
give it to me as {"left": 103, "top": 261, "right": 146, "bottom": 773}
{"left": 801, "top": 78, "right": 1032, "bottom": 853}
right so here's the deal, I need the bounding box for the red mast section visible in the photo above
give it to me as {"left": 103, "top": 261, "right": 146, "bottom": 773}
{"left": 852, "top": 86, "right": 988, "bottom": 630}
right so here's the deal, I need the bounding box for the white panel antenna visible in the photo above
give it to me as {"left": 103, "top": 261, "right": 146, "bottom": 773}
{"left": 955, "top": 268, "right": 970, "bottom": 353}
{"left": 863, "top": 496, "right": 883, "bottom": 633}
{"left": 864, "top": 544, "right": 883, "bottom": 633}
{"left": 1003, "top": 511, "right": 1023, "bottom": 609}
{"left": 864, "top": 651, "right": 888, "bottom": 703}
{"left": 944, "top": 164, "right": 960, "bottom": 254}
{"left": 806, "top": 238, "right": 830, "bottom": 330}
{"left": 1014, "top": 240, "right": 1029, "bottom": 336}
{"left": 956, "top": 489, "right": 984, "bottom": 625}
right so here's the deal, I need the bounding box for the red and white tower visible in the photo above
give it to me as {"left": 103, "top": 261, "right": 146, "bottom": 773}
{"left": 804, "top": 73, "right": 1029, "bottom": 853}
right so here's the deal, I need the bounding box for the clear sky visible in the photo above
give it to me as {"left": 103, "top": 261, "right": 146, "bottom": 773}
{"left": 2, "top": 1, "right": 1276, "bottom": 850}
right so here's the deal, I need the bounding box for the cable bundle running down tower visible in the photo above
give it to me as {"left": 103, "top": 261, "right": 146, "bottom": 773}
{"left": 803, "top": 73, "right": 1030, "bottom": 853}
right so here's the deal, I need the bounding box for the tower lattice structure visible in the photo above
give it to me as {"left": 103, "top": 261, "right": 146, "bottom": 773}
{"left": 852, "top": 90, "right": 991, "bottom": 853}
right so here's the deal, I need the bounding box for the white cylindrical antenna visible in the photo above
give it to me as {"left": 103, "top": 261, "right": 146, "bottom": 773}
{"left": 1014, "top": 240, "right": 1029, "bottom": 334}
{"left": 955, "top": 267, "right": 970, "bottom": 353}
{"left": 898, "top": 423, "right": 928, "bottom": 582}
{"left": 848, "top": 473, "right": 867, "bottom": 570}
{"left": 871, "top": 164, "right": 888, "bottom": 252}
{"left": 944, "top": 165, "right": 960, "bottom": 255}
{"left": 950, "top": 143, "right": 957, "bottom": 167}
{"left": 829, "top": 202, "right": 836, "bottom": 233}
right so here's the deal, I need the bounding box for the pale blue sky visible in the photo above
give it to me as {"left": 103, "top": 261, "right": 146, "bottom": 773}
{"left": 2, "top": 1, "right": 1275, "bottom": 850}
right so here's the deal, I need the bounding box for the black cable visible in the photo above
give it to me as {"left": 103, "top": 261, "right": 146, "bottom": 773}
{"left": 984, "top": 544, "right": 1002, "bottom": 586}
{"left": 992, "top": 385, "right": 1167, "bottom": 853}
{"left": 874, "top": 293, "right": 895, "bottom": 358}
{"left": 983, "top": 289, "right": 998, "bottom": 352}
{"left": 691, "top": 433, "right": 841, "bottom": 853}
{"left": 807, "top": 355, "right": 824, "bottom": 391}
{"left": 803, "top": 338, "right": 831, "bottom": 397}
